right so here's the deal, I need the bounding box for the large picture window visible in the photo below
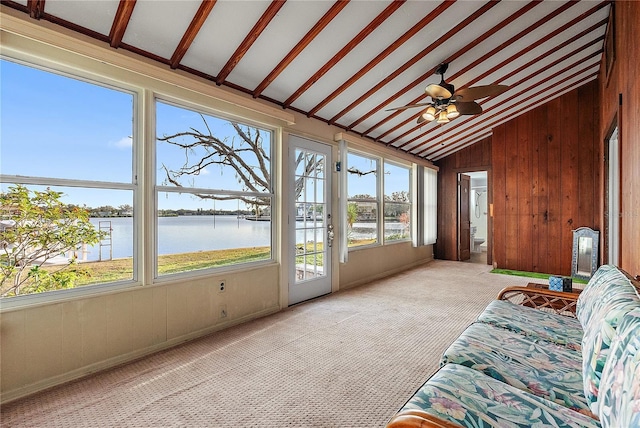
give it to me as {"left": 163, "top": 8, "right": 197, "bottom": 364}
{"left": 155, "top": 100, "right": 274, "bottom": 276}
{"left": 0, "top": 59, "right": 135, "bottom": 298}
{"left": 347, "top": 152, "right": 379, "bottom": 248}
{"left": 383, "top": 161, "right": 411, "bottom": 242}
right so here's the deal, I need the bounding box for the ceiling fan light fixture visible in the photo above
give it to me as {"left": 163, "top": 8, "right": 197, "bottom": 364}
{"left": 446, "top": 104, "right": 460, "bottom": 119}
{"left": 437, "top": 110, "right": 449, "bottom": 124}
{"left": 422, "top": 106, "right": 436, "bottom": 122}
{"left": 425, "top": 83, "right": 452, "bottom": 100}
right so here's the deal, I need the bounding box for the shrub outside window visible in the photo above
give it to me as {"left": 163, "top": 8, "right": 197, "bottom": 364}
{"left": 0, "top": 59, "right": 135, "bottom": 298}
{"left": 383, "top": 161, "right": 411, "bottom": 242}
{"left": 346, "top": 152, "right": 379, "bottom": 248}
{"left": 155, "top": 100, "right": 274, "bottom": 277}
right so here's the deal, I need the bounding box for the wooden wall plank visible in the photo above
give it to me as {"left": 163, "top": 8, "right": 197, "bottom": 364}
{"left": 517, "top": 113, "right": 533, "bottom": 272}
{"left": 492, "top": 127, "right": 506, "bottom": 268}
{"left": 560, "top": 89, "right": 580, "bottom": 275}
{"left": 532, "top": 104, "right": 548, "bottom": 272}
{"left": 577, "top": 83, "right": 597, "bottom": 229}
{"left": 504, "top": 118, "right": 519, "bottom": 269}
{"left": 546, "top": 97, "right": 563, "bottom": 275}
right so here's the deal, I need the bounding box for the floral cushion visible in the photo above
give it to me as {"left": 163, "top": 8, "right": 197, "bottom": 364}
{"left": 401, "top": 363, "right": 601, "bottom": 428}
{"left": 598, "top": 307, "right": 640, "bottom": 428}
{"left": 580, "top": 272, "right": 640, "bottom": 414}
{"left": 477, "top": 299, "right": 583, "bottom": 350}
{"left": 576, "top": 264, "right": 637, "bottom": 328}
{"left": 441, "top": 322, "right": 589, "bottom": 412}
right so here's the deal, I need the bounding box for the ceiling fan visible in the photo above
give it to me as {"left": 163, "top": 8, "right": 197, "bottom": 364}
{"left": 388, "top": 63, "right": 509, "bottom": 124}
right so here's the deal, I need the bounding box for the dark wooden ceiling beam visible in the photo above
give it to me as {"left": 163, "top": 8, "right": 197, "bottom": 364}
{"left": 329, "top": 1, "right": 498, "bottom": 129}
{"left": 27, "top": 0, "right": 44, "bottom": 19}
{"left": 283, "top": 0, "right": 406, "bottom": 108}
{"left": 170, "top": 0, "right": 217, "bottom": 69}
{"left": 252, "top": 0, "right": 349, "bottom": 98}
{"left": 109, "top": 0, "right": 137, "bottom": 48}
{"left": 216, "top": 0, "right": 286, "bottom": 85}
{"left": 307, "top": 0, "right": 455, "bottom": 118}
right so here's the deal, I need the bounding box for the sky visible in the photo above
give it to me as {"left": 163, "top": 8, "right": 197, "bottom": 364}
{"left": 1, "top": 59, "right": 409, "bottom": 212}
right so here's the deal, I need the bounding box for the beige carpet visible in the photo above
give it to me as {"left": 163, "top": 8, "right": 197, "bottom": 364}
{"left": 1, "top": 260, "right": 538, "bottom": 428}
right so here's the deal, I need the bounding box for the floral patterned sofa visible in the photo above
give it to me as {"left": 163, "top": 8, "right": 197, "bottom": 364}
{"left": 386, "top": 265, "right": 640, "bottom": 428}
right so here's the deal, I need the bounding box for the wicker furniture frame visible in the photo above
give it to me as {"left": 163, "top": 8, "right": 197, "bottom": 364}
{"left": 497, "top": 285, "right": 581, "bottom": 317}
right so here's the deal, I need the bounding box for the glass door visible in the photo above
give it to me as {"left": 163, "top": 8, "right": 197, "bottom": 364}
{"left": 289, "top": 136, "right": 332, "bottom": 305}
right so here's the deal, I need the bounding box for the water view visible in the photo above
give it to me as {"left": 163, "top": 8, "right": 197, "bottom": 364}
{"left": 79, "top": 216, "right": 399, "bottom": 262}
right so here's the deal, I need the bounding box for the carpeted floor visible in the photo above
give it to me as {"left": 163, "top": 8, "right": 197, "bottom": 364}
{"left": 1, "top": 260, "right": 538, "bottom": 428}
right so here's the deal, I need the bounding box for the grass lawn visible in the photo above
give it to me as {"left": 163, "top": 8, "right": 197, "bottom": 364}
{"left": 1, "top": 247, "right": 272, "bottom": 296}
{"left": 490, "top": 268, "right": 588, "bottom": 284}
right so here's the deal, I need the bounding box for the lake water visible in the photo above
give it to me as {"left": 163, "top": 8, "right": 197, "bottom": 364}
{"left": 83, "top": 216, "right": 395, "bottom": 261}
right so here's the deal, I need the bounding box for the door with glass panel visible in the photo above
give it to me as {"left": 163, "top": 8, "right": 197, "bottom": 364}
{"left": 289, "top": 136, "right": 332, "bottom": 305}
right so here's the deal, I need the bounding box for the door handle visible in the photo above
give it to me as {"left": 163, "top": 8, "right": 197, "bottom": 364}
{"left": 327, "top": 224, "right": 335, "bottom": 247}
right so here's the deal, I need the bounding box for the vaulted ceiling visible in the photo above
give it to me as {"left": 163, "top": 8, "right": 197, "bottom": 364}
{"left": 3, "top": 0, "right": 611, "bottom": 161}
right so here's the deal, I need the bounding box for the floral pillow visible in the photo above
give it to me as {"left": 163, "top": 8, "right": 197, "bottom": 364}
{"left": 598, "top": 307, "right": 640, "bottom": 428}
{"left": 581, "top": 280, "right": 640, "bottom": 414}
{"left": 577, "top": 265, "right": 634, "bottom": 328}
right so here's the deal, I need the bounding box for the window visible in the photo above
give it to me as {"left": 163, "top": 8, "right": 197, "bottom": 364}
{"left": 422, "top": 167, "right": 438, "bottom": 245}
{"left": 155, "top": 100, "right": 274, "bottom": 276}
{"left": 383, "top": 161, "right": 411, "bottom": 242}
{"left": 346, "top": 152, "right": 379, "bottom": 248}
{"left": 0, "top": 59, "right": 135, "bottom": 298}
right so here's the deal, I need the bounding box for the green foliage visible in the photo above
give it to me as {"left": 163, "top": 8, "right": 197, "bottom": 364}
{"left": 490, "top": 268, "right": 589, "bottom": 284}
{"left": 0, "top": 184, "right": 103, "bottom": 297}
{"left": 347, "top": 203, "right": 358, "bottom": 228}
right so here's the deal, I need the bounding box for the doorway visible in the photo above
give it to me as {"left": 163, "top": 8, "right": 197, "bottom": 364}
{"left": 463, "top": 171, "right": 489, "bottom": 264}
{"left": 458, "top": 173, "right": 471, "bottom": 261}
{"left": 288, "top": 136, "right": 333, "bottom": 305}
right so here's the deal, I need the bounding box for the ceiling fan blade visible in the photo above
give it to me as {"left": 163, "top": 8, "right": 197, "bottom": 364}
{"left": 453, "top": 84, "right": 508, "bottom": 101}
{"left": 455, "top": 101, "right": 483, "bottom": 115}
{"left": 386, "top": 102, "right": 432, "bottom": 111}
{"left": 425, "top": 83, "right": 452, "bottom": 100}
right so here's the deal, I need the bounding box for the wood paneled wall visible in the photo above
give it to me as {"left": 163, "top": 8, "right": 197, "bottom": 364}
{"left": 599, "top": 2, "right": 640, "bottom": 279}
{"left": 435, "top": 136, "right": 492, "bottom": 262}
{"left": 492, "top": 81, "right": 600, "bottom": 275}
{"left": 434, "top": 4, "right": 640, "bottom": 279}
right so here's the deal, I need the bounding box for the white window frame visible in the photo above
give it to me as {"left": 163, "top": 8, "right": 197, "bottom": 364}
{"left": 0, "top": 56, "right": 141, "bottom": 308}
{"left": 153, "top": 96, "right": 277, "bottom": 280}
{"left": 382, "top": 160, "right": 413, "bottom": 244}
{"left": 346, "top": 149, "right": 381, "bottom": 250}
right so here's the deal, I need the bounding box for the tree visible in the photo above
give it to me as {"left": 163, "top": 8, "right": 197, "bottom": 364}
{"left": 0, "top": 185, "right": 103, "bottom": 297}
{"left": 158, "top": 116, "right": 321, "bottom": 207}
{"left": 347, "top": 203, "right": 358, "bottom": 228}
